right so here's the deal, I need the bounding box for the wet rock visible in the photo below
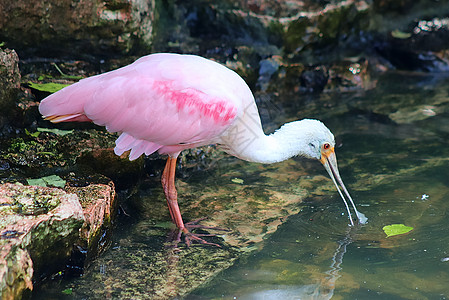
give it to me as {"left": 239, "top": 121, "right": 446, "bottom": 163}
{"left": 65, "top": 179, "right": 117, "bottom": 263}
{"left": 263, "top": 57, "right": 378, "bottom": 97}
{"left": 0, "top": 247, "right": 33, "bottom": 300}
{"left": 0, "top": 49, "right": 21, "bottom": 130}
{"left": 372, "top": 15, "right": 449, "bottom": 72}
{"left": 153, "top": 1, "right": 282, "bottom": 61}
{"left": 256, "top": 56, "right": 282, "bottom": 92}
{"left": 372, "top": 0, "right": 416, "bottom": 13}
{"left": 0, "top": 129, "right": 124, "bottom": 181}
{"left": 77, "top": 147, "right": 143, "bottom": 189}
{"left": 70, "top": 238, "right": 239, "bottom": 299}
{"left": 0, "top": 179, "right": 118, "bottom": 297}
{"left": 376, "top": 38, "right": 449, "bottom": 72}
{"left": 299, "top": 66, "right": 329, "bottom": 93}
{"left": 410, "top": 18, "right": 449, "bottom": 52}
{"left": 159, "top": 0, "right": 449, "bottom": 77}
{"left": 0, "top": 0, "right": 155, "bottom": 58}
{"left": 283, "top": 1, "right": 371, "bottom": 57}
{"left": 0, "top": 183, "right": 85, "bottom": 299}
{"left": 240, "top": 0, "right": 321, "bottom": 17}
{"left": 325, "top": 59, "right": 378, "bottom": 92}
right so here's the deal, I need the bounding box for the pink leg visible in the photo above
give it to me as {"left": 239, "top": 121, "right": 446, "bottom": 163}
{"left": 161, "top": 156, "right": 185, "bottom": 230}
{"left": 161, "top": 157, "right": 221, "bottom": 247}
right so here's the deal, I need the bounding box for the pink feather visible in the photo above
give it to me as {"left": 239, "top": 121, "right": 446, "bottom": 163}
{"left": 38, "top": 53, "right": 249, "bottom": 159}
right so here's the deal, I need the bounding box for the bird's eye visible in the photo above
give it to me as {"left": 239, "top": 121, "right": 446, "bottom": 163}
{"left": 323, "top": 143, "right": 331, "bottom": 150}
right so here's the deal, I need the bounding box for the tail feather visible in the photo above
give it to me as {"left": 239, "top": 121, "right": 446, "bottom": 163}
{"left": 39, "top": 76, "right": 99, "bottom": 123}
{"left": 44, "top": 113, "right": 91, "bottom": 123}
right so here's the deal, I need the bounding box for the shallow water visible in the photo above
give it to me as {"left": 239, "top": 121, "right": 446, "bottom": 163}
{"left": 33, "top": 72, "right": 449, "bottom": 299}
{"left": 186, "top": 72, "right": 449, "bottom": 300}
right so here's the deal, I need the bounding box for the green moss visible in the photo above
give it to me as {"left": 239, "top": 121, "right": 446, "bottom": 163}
{"left": 10, "top": 186, "right": 61, "bottom": 216}
{"left": 8, "top": 138, "right": 40, "bottom": 153}
{"left": 284, "top": 17, "right": 312, "bottom": 53}
{"left": 3, "top": 136, "right": 62, "bottom": 168}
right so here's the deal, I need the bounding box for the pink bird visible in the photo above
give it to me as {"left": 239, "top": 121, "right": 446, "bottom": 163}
{"left": 39, "top": 53, "right": 366, "bottom": 246}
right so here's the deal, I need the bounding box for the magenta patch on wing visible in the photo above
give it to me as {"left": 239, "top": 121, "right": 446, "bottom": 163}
{"left": 153, "top": 80, "right": 237, "bottom": 125}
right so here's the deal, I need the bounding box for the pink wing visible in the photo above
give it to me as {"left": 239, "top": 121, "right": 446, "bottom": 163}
{"left": 39, "top": 54, "right": 243, "bottom": 160}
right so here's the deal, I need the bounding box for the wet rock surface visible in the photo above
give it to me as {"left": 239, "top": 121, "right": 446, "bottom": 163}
{"left": 0, "top": 183, "right": 84, "bottom": 299}
{"left": 0, "top": 180, "right": 117, "bottom": 299}
{"left": 65, "top": 179, "right": 117, "bottom": 263}
{"left": 0, "top": 0, "right": 155, "bottom": 58}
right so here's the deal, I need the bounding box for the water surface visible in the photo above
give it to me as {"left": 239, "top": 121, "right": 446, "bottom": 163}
{"left": 33, "top": 72, "right": 449, "bottom": 299}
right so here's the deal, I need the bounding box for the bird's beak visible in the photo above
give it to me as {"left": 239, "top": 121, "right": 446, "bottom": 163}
{"left": 320, "top": 147, "right": 367, "bottom": 226}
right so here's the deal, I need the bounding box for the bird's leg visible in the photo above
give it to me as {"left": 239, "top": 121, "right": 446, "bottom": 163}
{"left": 161, "top": 157, "right": 221, "bottom": 247}
{"left": 161, "top": 157, "right": 184, "bottom": 230}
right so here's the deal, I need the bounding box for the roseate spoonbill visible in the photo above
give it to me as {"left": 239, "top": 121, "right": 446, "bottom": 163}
{"left": 39, "top": 53, "right": 367, "bottom": 246}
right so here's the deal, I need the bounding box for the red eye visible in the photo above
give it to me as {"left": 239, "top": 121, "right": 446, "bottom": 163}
{"left": 323, "top": 143, "right": 330, "bottom": 150}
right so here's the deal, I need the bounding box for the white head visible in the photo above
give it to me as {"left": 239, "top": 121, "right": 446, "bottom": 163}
{"left": 275, "top": 119, "right": 335, "bottom": 160}
{"left": 275, "top": 119, "right": 367, "bottom": 225}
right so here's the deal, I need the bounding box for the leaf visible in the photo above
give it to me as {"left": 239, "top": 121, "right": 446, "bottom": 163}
{"left": 24, "top": 128, "right": 40, "bottom": 137}
{"left": 231, "top": 178, "right": 244, "bottom": 184}
{"left": 37, "top": 127, "right": 74, "bottom": 136}
{"left": 26, "top": 178, "right": 47, "bottom": 187}
{"left": 27, "top": 175, "right": 66, "bottom": 188}
{"left": 62, "top": 288, "right": 73, "bottom": 295}
{"left": 28, "top": 82, "right": 71, "bottom": 93}
{"left": 383, "top": 224, "right": 413, "bottom": 237}
{"left": 391, "top": 29, "right": 412, "bottom": 39}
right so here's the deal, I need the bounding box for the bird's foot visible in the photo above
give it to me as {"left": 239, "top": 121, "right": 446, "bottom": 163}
{"left": 171, "top": 218, "right": 229, "bottom": 247}
{"left": 183, "top": 229, "right": 221, "bottom": 247}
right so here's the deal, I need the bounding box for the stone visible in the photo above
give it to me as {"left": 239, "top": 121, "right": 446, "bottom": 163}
{"left": 66, "top": 181, "right": 117, "bottom": 262}
{"left": 0, "top": 179, "right": 118, "bottom": 297}
{"left": 0, "top": 183, "right": 85, "bottom": 299}
{"left": 0, "top": 0, "right": 155, "bottom": 57}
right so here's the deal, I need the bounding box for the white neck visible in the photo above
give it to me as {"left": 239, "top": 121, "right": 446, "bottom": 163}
{"left": 220, "top": 119, "right": 326, "bottom": 164}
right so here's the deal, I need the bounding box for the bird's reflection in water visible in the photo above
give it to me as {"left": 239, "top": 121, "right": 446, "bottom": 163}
{"left": 240, "top": 227, "right": 354, "bottom": 300}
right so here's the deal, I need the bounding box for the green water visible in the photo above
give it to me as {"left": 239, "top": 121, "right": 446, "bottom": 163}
{"left": 184, "top": 73, "right": 449, "bottom": 299}
{"left": 33, "top": 72, "right": 449, "bottom": 299}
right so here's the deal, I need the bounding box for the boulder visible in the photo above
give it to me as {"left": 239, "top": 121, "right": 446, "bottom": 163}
{"left": 0, "top": 183, "right": 84, "bottom": 299}
{"left": 0, "top": 179, "right": 117, "bottom": 299}
{"left": 0, "top": 0, "right": 155, "bottom": 58}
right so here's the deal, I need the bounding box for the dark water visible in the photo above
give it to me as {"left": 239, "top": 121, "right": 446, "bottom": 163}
{"left": 33, "top": 72, "right": 449, "bottom": 299}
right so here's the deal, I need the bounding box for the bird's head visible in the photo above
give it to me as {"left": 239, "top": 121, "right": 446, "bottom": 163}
{"left": 292, "top": 119, "right": 335, "bottom": 161}
{"left": 283, "top": 119, "right": 367, "bottom": 225}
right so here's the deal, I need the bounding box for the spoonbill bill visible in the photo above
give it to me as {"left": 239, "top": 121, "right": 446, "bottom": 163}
{"left": 39, "top": 53, "right": 366, "bottom": 246}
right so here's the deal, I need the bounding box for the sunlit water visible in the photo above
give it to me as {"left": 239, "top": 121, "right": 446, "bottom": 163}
{"left": 33, "top": 72, "right": 449, "bottom": 299}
